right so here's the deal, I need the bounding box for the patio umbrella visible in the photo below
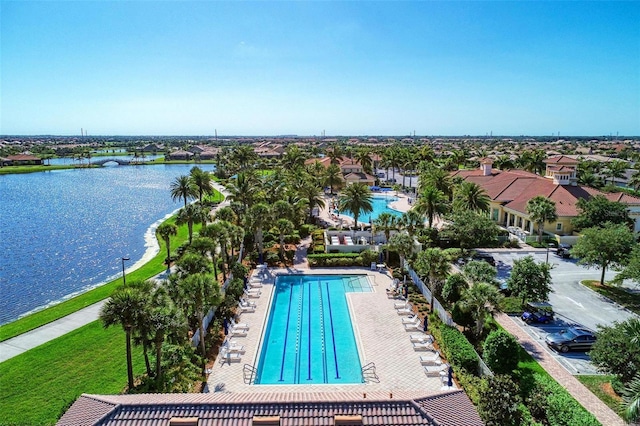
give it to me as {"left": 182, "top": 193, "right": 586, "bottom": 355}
{"left": 223, "top": 318, "right": 229, "bottom": 335}
{"left": 447, "top": 365, "right": 453, "bottom": 387}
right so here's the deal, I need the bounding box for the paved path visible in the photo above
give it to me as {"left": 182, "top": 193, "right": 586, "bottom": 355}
{"left": 496, "top": 313, "right": 625, "bottom": 426}
{"left": 0, "top": 182, "right": 230, "bottom": 364}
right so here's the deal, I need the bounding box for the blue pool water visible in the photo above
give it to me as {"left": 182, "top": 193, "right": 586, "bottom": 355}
{"left": 339, "top": 195, "right": 401, "bottom": 224}
{"left": 255, "top": 274, "right": 371, "bottom": 385}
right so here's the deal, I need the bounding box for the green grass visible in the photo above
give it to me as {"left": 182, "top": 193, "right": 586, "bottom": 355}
{"left": 0, "top": 165, "right": 78, "bottom": 175}
{"left": 582, "top": 280, "right": 640, "bottom": 315}
{"left": 576, "top": 375, "right": 621, "bottom": 414}
{"left": 0, "top": 321, "right": 146, "bottom": 426}
{"left": 0, "top": 217, "right": 194, "bottom": 342}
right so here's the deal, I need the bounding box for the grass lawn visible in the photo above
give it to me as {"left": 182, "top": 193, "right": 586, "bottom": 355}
{"left": 576, "top": 375, "right": 621, "bottom": 414}
{"left": 0, "top": 321, "right": 145, "bottom": 425}
{"left": 582, "top": 280, "right": 640, "bottom": 315}
{"left": 0, "top": 217, "right": 195, "bottom": 342}
{"left": 0, "top": 165, "right": 77, "bottom": 175}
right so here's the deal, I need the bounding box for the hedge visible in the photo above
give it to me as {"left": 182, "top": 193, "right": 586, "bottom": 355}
{"left": 432, "top": 322, "right": 479, "bottom": 374}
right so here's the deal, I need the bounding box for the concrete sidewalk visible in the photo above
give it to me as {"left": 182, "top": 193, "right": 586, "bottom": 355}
{"left": 0, "top": 182, "right": 231, "bottom": 364}
{"left": 496, "top": 313, "right": 625, "bottom": 426}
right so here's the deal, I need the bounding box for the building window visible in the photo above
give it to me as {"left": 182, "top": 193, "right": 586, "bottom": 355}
{"left": 556, "top": 223, "right": 562, "bottom": 231}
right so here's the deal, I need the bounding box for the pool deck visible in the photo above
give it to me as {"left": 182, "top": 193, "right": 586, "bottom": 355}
{"left": 206, "top": 267, "right": 451, "bottom": 395}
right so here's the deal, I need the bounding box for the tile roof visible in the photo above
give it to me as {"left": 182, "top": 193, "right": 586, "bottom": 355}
{"left": 58, "top": 391, "right": 483, "bottom": 426}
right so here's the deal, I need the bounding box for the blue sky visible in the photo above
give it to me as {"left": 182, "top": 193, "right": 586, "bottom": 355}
{"left": 1, "top": 1, "right": 639, "bottom": 136}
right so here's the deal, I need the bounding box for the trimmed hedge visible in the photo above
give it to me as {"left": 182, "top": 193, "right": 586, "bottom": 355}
{"left": 529, "top": 373, "right": 600, "bottom": 426}
{"left": 432, "top": 323, "right": 479, "bottom": 373}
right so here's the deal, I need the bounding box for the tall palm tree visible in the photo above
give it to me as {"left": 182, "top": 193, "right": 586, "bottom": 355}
{"left": 298, "top": 180, "right": 326, "bottom": 223}
{"left": 387, "top": 232, "right": 415, "bottom": 269}
{"left": 382, "top": 147, "right": 403, "bottom": 183}
{"left": 374, "top": 212, "right": 399, "bottom": 263}
{"left": 157, "top": 223, "right": 178, "bottom": 270}
{"left": 603, "top": 160, "right": 628, "bottom": 186}
{"left": 414, "top": 248, "right": 451, "bottom": 312}
{"left": 324, "top": 163, "right": 343, "bottom": 195}
{"left": 100, "top": 285, "right": 147, "bottom": 390}
{"left": 399, "top": 209, "right": 425, "bottom": 238}
{"left": 460, "top": 282, "right": 503, "bottom": 338}
{"left": 629, "top": 170, "right": 640, "bottom": 191}
{"left": 248, "top": 203, "right": 271, "bottom": 263}
{"left": 326, "top": 144, "right": 344, "bottom": 164}
{"left": 526, "top": 196, "right": 558, "bottom": 243}
{"left": 200, "top": 223, "right": 225, "bottom": 280}
{"left": 338, "top": 183, "right": 373, "bottom": 228}
{"left": 414, "top": 185, "right": 449, "bottom": 229}
{"left": 170, "top": 175, "right": 196, "bottom": 207}
{"left": 226, "top": 172, "right": 260, "bottom": 212}
{"left": 418, "top": 165, "right": 453, "bottom": 201}
{"left": 176, "top": 203, "right": 205, "bottom": 244}
{"left": 176, "top": 273, "right": 220, "bottom": 364}
{"left": 354, "top": 148, "right": 373, "bottom": 174}
{"left": 189, "top": 166, "right": 213, "bottom": 203}
{"left": 281, "top": 145, "right": 307, "bottom": 170}
{"left": 454, "top": 181, "right": 491, "bottom": 213}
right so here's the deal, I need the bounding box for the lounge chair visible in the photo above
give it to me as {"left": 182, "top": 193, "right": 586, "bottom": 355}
{"left": 244, "top": 289, "right": 261, "bottom": 299}
{"left": 404, "top": 320, "right": 423, "bottom": 331}
{"left": 410, "top": 333, "right": 433, "bottom": 343}
{"left": 396, "top": 305, "right": 414, "bottom": 316}
{"left": 424, "top": 364, "right": 448, "bottom": 377}
{"left": 249, "top": 281, "right": 263, "bottom": 288}
{"left": 413, "top": 341, "right": 435, "bottom": 351}
{"left": 230, "top": 319, "right": 249, "bottom": 330}
{"left": 393, "top": 299, "right": 409, "bottom": 309}
{"left": 239, "top": 298, "right": 256, "bottom": 308}
{"left": 219, "top": 348, "right": 242, "bottom": 365}
{"left": 238, "top": 303, "right": 255, "bottom": 313}
{"left": 228, "top": 327, "right": 247, "bottom": 337}
{"left": 223, "top": 340, "right": 245, "bottom": 354}
{"left": 420, "top": 352, "right": 442, "bottom": 366}
{"left": 402, "top": 315, "right": 420, "bottom": 325}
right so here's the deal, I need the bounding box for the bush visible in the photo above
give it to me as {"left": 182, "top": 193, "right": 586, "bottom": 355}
{"left": 499, "top": 296, "right": 523, "bottom": 314}
{"left": 313, "top": 245, "right": 325, "bottom": 254}
{"left": 450, "top": 302, "right": 474, "bottom": 331}
{"left": 307, "top": 252, "right": 362, "bottom": 267}
{"left": 264, "top": 251, "right": 280, "bottom": 265}
{"left": 436, "top": 324, "right": 479, "bottom": 374}
{"left": 442, "top": 273, "right": 467, "bottom": 304}
{"left": 483, "top": 330, "right": 520, "bottom": 375}
{"left": 454, "top": 368, "right": 484, "bottom": 405}
{"left": 478, "top": 375, "right": 522, "bottom": 426}
{"left": 299, "top": 224, "right": 315, "bottom": 238}
{"left": 590, "top": 319, "right": 640, "bottom": 382}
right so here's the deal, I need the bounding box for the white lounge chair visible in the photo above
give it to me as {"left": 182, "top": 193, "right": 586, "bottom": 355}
{"left": 394, "top": 299, "right": 409, "bottom": 309}
{"left": 228, "top": 327, "right": 247, "bottom": 337}
{"left": 238, "top": 303, "right": 255, "bottom": 313}
{"left": 413, "top": 341, "right": 435, "bottom": 351}
{"left": 244, "top": 289, "right": 261, "bottom": 299}
{"left": 219, "top": 348, "right": 242, "bottom": 365}
{"left": 424, "top": 364, "right": 448, "bottom": 377}
{"left": 230, "top": 319, "right": 249, "bottom": 330}
{"left": 402, "top": 315, "right": 420, "bottom": 325}
{"left": 223, "top": 340, "right": 245, "bottom": 354}
{"left": 249, "top": 281, "right": 263, "bottom": 288}
{"left": 420, "top": 352, "right": 442, "bottom": 366}
{"left": 410, "top": 333, "right": 433, "bottom": 343}
{"left": 239, "top": 298, "right": 256, "bottom": 309}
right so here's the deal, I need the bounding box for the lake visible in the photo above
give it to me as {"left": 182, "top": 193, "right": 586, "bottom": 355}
{"left": 0, "top": 164, "right": 214, "bottom": 325}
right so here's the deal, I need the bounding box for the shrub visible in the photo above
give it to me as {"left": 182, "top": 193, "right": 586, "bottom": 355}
{"left": 437, "top": 323, "right": 479, "bottom": 373}
{"left": 499, "top": 296, "right": 523, "bottom": 314}
{"left": 284, "top": 233, "right": 301, "bottom": 245}
{"left": 454, "top": 368, "right": 484, "bottom": 405}
{"left": 590, "top": 319, "right": 640, "bottom": 382}
{"left": 442, "top": 273, "right": 467, "bottom": 304}
{"left": 483, "top": 330, "right": 519, "bottom": 375}
{"left": 264, "top": 251, "right": 280, "bottom": 265}
{"left": 299, "top": 224, "right": 315, "bottom": 238}
{"left": 313, "top": 245, "right": 325, "bottom": 254}
{"left": 478, "top": 375, "right": 522, "bottom": 426}
{"left": 451, "top": 302, "right": 474, "bottom": 331}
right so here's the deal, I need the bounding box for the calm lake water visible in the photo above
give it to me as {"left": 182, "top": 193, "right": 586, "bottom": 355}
{"left": 0, "top": 164, "right": 214, "bottom": 325}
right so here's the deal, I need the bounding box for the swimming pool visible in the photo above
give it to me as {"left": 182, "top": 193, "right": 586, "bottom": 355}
{"left": 339, "top": 194, "right": 402, "bottom": 224}
{"left": 255, "top": 274, "right": 372, "bottom": 385}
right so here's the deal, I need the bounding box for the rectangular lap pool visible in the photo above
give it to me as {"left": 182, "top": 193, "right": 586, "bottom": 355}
{"left": 255, "top": 274, "right": 372, "bottom": 385}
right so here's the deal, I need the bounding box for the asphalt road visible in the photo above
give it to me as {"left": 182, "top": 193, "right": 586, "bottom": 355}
{"left": 481, "top": 249, "right": 637, "bottom": 375}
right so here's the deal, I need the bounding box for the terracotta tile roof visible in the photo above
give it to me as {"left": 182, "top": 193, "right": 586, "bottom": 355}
{"left": 544, "top": 155, "right": 578, "bottom": 164}
{"left": 58, "top": 391, "right": 483, "bottom": 426}
{"left": 6, "top": 154, "right": 41, "bottom": 161}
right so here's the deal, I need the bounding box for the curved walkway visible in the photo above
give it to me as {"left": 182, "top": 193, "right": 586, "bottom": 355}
{"left": 0, "top": 182, "right": 230, "bottom": 364}
{"left": 496, "top": 313, "right": 625, "bottom": 426}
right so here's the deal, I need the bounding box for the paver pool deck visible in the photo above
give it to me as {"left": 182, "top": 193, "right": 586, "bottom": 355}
{"left": 206, "top": 267, "right": 450, "bottom": 395}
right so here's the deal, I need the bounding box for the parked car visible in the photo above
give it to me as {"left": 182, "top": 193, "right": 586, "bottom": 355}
{"left": 556, "top": 244, "right": 572, "bottom": 259}
{"left": 521, "top": 301, "right": 554, "bottom": 324}
{"left": 472, "top": 253, "right": 496, "bottom": 266}
{"left": 545, "top": 327, "right": 597, "bottom": 353}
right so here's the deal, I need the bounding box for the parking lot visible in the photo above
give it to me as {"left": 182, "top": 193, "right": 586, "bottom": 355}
{"left": 481, "top": 249, "right": 637, "bottom": 375}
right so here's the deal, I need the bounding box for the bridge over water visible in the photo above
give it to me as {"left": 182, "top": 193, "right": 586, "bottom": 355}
{"left": 91, "top": 158, "right": 132, "bottom": 166}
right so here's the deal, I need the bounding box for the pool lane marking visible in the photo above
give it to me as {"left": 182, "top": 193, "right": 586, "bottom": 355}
{"left": 318, "top": 279, "right": 328, "bottom": 383}
{"left": 325, "top": 281, "right": 341, "bottom": 379}
{"left": 307, "top": 279, "right": 312, "bottom": 381}
{"left": 278, "top": 282, "right": 295, "bottom": 382}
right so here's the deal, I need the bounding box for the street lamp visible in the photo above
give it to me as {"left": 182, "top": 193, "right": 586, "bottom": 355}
{"left": 121, "top": 257, "right": 130, "bottom": 286}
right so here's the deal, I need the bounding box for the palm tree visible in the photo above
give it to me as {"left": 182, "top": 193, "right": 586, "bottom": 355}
{"left": 176, "top": 273, "right": 220, "bottom": 364}
{"left": 248, "top": 203, "right": 271, "bottom": 264}
{"left": 387, "top": 232, "right": 415, "bottom": 269}
{"left": 374, "top": 212, "right": 399, "bottom": 263}
{"left": 382, "top": 147, "right": 403, "bottom": 183}
{"left": 226, "top": 172, "right": 260, "bottom": 212}
{"left": 326, "top": 144, "right": 344, "bottom": 164}
{"left": 414, "top": 248, "right": 451, "bottom": 312}
{"left": 603, "top": 160, "right": 628, "bottom": 186}
{"left": 200, "top": 223, "right": 225, "bottom": 280}
{"left": 281, "top": 145, "right": 307, "bottom": 170}
{"left": 298, "top": 180, "right": 326, "bottom": 223}
{"left": 418, "top": 165, "right": 453, "bottom": 201}
{"left": 170, "top": 175, "right": 196, "bottom": 207}
{"left": 578, "top": 171, "right": 604, "bottom": 189}
{"left": 399, "top": 209, "right": 425, "bottom": 238}
{"left": 460, "top": 282, "right": 503, "bottom": 338}
{"left": 526, "top": 196, "right": 558, "bottom": 243}
{"left": 176, "top": 203, "right": 205, "bottom": 244}
{"left": 274, "top": 218, "right": 294, "bottom": 263}
{"left": 354, "top": 148, "right": 373, "bottom": 174}
{"left": 324, "top": 163, "right": 343, "bottom": 195}
{"left": 157, "top": 223, "right": 178, "bottom": 270}
{"left": 629, "top": 170, "right": 640, "bottom": 191}
{"left": 338, "top": 183, "right": 373, "bottom": 228}
{"left": 454, "top": 181, "right": 491, "bottom": 213}
{"left": 189, "top": 166, "right": 213, "bottom": 203}
{"left": 493, "top": 155, "right": 514, "bottom": 171}
{"left": 413, "top": 185, "right": 449, "bottom": 229}
{"left": 100, "top": 285, "right": 147, "bottom": 390}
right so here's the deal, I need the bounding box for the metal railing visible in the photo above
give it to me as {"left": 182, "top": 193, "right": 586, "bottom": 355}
{"left": 361, "top": 362, "right": 380, "bottom": 383}
{"left": 243, "top": 364, "right": 258, "bottom": 384}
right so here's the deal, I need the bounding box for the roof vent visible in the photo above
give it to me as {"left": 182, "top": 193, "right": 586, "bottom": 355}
{"left": 169, "top": 417, "right": 198, "bottom": 426}
{"left": 334, "top": 414, "right": 363, "bottom": 425}
{"left": 252, "top": 415, "right": 281, "bottom": 425}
